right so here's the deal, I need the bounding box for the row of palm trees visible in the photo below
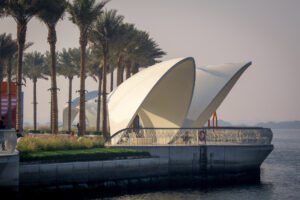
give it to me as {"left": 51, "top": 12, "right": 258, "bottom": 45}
{"left": 0, "top": 0, "right": 165, "bottom": 136}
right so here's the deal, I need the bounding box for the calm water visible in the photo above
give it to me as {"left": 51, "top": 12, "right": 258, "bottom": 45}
{"left": 101, "top": 129, "right": 300, "bottom": 200}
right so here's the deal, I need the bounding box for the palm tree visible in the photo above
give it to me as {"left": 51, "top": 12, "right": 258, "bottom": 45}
{"left": 3, "top": 0, "right": 39, "bottom": 131}
{"left": 136, "top": 32, "right": 166, "bottom": 71}
{"left": 109, "top": 63, "right": 114, "bottom": 92}
{"left": 67, "top": 0, "right": 108, "bottom": 136}
{"left": 57, "top": 48, "right": 80, "bottom": 133}
{"left": 0, "top": 33, "right": 17, "bottom": 127}
{"left": 87, "top": 49, "right": 102, "bottom": 132}
{"left": 89, "top": 9, "right": 124, "bottom": 136}
{"left": 43, "top": 51, "right": 53, "bottom": 130}
{"left": 23, "top": 52, "right": 48, "bottom": 131}
{"left": 0, "top": 0, "right": 5, "bottom": 17}
{"left": 36, "top": 0, "right": 66, "bottom": 134}
{"left": 124, "top": 29, "right": 166, "bottom": 78}
{"left": 0, "top": 63, "right": 5, "bottom": 121}
{"left": 6, "top": 54, "right": 17, "bottom": 129}
{"left": 114, "top": 23, "right": 136, "bottom": 86}
{"left": 0, "top": 34, "right": 32, "bottom": 128}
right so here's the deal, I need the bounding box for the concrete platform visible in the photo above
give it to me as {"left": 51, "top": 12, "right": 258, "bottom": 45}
{"left": 0, "top": 151, "right": 19, "bottom": 191}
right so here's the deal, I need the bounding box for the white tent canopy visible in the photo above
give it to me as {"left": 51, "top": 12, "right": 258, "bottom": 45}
{"left": 108, "top": 57, "right": 196, "bottom": 143}
{"left": 184, "top": 62, "right": 251, "bottom": 127}
{"left": 62, "top": 57, "right": 251, "bottom": 142}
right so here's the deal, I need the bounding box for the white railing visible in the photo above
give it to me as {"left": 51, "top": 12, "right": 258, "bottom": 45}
{"left": 110, "top": 127, "right": 273, "bottom": 146}
{"left": 0, "top": 129, "right": 17, "bottom": 154}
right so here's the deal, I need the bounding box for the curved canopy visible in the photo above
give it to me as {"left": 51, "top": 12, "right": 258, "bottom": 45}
{"left": 62, "top": 91, "right": 98, "bottom": 130}
{"left": 62, "top": 57, "right": 251, "bottom": 143}
{"left": 108, "top": 57, "right": 196, "bottom": 142}
{"left": 184, "top": 62, "right": 251, "bottom": 127}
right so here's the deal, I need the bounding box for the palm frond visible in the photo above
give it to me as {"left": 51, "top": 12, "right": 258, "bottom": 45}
{"left": 23, "top": 51, "right": 48, "bottom": 80}
{"left": 36, "top": 0, "right": 66, "bottom": 26}
{"left": 3, "top": 0, "right": 40, "bottom": 24}
{"left": 67, "top": 0, "right": 109, "bottom": 33}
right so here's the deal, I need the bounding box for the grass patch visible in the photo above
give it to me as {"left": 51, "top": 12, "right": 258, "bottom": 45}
{"left": 17, "top": 135, "right": 104, "bottom": 152}
{"left": 17, "top": 135, "right": 150, "bottom": 163}
{"left": 20, "top": 147, "right": 150, "bottom": 163}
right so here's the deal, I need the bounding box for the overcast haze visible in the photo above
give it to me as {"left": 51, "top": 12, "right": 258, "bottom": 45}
{"left": 1, "top": 0, "right": 299, "bottom": 126}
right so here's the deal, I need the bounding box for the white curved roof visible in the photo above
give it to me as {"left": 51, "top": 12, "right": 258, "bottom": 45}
{"left": 62, "top": 57, "right": 251, "bottom": 141}
{"left": 62, "top": 91, "right": 98, "bottom": 129}
{"left": 184, "top": 62, "right": 251, "bottom": 127}
{"left": 108, "top": 57, "right": 196, "bottom": 142}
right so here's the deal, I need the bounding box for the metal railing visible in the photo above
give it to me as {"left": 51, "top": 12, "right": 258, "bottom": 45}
{"left": 110, "top": 127, "right": 273, "bottom": 146}
{"left": 0, "top": 129, "right": 17, "bottom": 154}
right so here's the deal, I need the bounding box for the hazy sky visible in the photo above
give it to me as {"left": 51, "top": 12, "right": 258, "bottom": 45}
{"left": 1, "top": 0, "right": 299, "bottom": 126}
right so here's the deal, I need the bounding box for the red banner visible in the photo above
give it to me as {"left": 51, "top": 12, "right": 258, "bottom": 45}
{"left": 1, "top": 82, "right": 17, "bottom": 128}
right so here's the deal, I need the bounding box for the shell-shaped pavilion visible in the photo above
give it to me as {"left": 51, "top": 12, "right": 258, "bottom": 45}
{"left": 62, "top": 57, "right": 251, "bottom": 142}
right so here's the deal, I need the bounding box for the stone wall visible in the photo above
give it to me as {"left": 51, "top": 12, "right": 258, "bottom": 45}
{"left": 0, "top": 152, "right": 19, "bottom": 191}
{"left": 20, "top": 157, "right": 168, "bottom": 187}
{"left": 0, "top": 129, "right": 19, "bottom": 191}
{"left": 117, "top": 144, "right": 274, "bottom": 174}
{"left": 19, "top": 144, "right": 273, "bottom": 188}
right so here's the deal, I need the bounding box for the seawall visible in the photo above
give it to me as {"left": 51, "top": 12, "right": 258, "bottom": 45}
{"left": 0, "top": 128, "right": 274, "bottom": 191}
{"left": 19, "top": 144, "right": 273, "bottom": 189}
{"left": 0, "top": 152, "right": 19, "bottom": 191}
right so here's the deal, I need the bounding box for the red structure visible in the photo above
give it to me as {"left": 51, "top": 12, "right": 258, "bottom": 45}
{"left": 207, "top": 111, "right": 218, "bottom": 128}
{"left": 1, "top": 82, "right": 17, "bottom": 128}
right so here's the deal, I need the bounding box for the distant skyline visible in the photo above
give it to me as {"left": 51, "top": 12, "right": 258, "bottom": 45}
{"left": 1, "top": 0, "right": 299, "bottom": 126}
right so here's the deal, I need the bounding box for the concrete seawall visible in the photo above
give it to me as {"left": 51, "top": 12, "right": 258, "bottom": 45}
{"left": 115, "top": 145, "right": 273, "bottom": 174}
{"left": 0, "top": 129, "right": 19, "bottom": 191}
{"left": 0, "top": 128, "right": 274, "bottom": 191}
{"left": 0, "top": 152, "right": 19, "bottom": 191}
{"left": 19, "top": 144, "right": 273, "bottom": 189}
{"left": 20, "top": 157, "right": 168, "bottom": 187}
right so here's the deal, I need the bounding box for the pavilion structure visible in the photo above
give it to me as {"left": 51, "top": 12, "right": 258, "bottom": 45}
{"left": 62, "top": 57, "right": 251, "bottom": 144}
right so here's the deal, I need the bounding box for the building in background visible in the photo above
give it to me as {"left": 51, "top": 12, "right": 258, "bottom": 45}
{"left": 0, "top": 82, "right": 23, "bottom": 128}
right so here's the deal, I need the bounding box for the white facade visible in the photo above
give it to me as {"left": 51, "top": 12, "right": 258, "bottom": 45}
{"left": 62, "top": 57, "right": 251, "bottom": 139}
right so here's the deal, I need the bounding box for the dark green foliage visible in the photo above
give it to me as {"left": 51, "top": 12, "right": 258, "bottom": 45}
{"left": 23, "top": 51, "right": 48, "bottom": 81}
{"left": 36, "top": 0, "right": 66, "bottom": 26}
{"left": 19, "top": 147, "right": 150, "bottom": 163}
{"left": 57, "top": 47, "right": 80, "bottom": 78}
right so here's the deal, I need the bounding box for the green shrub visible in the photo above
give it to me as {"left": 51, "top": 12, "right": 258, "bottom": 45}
{"left": 20, "top": 148, "right": 151, "bottom": 163}
{"left": 88, "top": 131, "right": 103, "bottom": 135}
{"left": 17, "top": 135, "right": 105, "bottom": 153}
{"left": 29, "top": 130, "right": 42, "bottom": 134}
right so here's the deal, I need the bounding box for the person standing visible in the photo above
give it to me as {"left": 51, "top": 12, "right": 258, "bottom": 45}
{"left": 0, "top": 117, "right": 6, "bottom": 129}
{"left": 76, "top": 122, "right": 80, "bottom": 136}
{"left": 0, "top": 117, "right": 5, "bottom": 151}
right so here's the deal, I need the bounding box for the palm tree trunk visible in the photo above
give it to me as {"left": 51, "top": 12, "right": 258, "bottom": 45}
{"left": 68, "top": 76, "right": 73, "bottom": 133}
{"left": 117, "top": 55, "right": 123, "bottom": 86}
{"left": 48, "top": 25, "right": 59, "bottom": 134}
{"left": 120, "top": 64, "right": 124, "bottom": 84}
{"left": 50, "top": 97, "right": 52, "bottom": 131}
{"left": 16, "top": 23, "right": 26, "bottom": 131}
{"left": 132, "top": 63, "right": 139, "bottom": 75}
{"left": 79, "top": 34, "right": 87, "bottom": 136}
{"left": 0, "top": 77, "right": 2, "bottom": 119}
{"left": 125, "top": 60, "right": 131, "bottom": 79}
{"left": 96, "top": 69, "right": 102, "bottom": 132}
{"left": 102, "top": 51, "right": 108, "bottom": 137}
{"left": 96, "top": 70, "right": 102, "bottom": 131}
{"left": 110, "top": 65, "right": 113, "bottom": 92}
{"left": 7, "top": 58, "right": 12, "bottom": 129}
{"left": 33, "top": 78, "right": 37, "bottom": 131}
